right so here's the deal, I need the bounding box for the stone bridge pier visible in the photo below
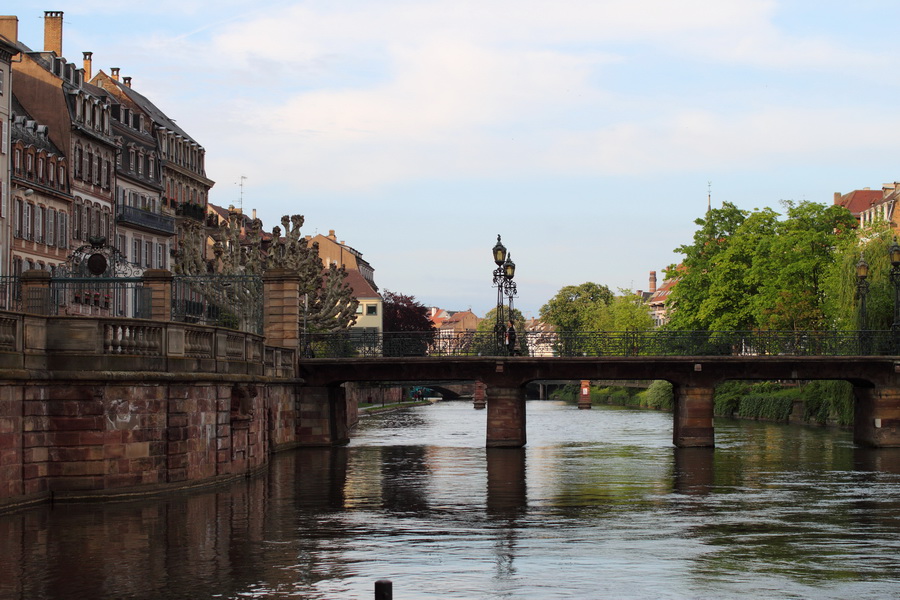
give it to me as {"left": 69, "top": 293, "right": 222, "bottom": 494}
{"left": 485, "top": 384, "right": 527, "bottom": 448}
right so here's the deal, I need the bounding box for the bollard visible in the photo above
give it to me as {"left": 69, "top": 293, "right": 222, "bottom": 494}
{"left": 375, "top": 579, "right": 393, "bottom": 600}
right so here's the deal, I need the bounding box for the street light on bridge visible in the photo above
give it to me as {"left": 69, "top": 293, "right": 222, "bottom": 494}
{"left": 492, "top": 235, "right": 517, "bottom": 355}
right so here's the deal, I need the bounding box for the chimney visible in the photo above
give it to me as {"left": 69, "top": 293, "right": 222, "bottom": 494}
{"left": 43, "top": 11, "right": 63, "bottom": 56}
{"left": 111, "top": 67, "right": 120, "bottom": 82}
{"left": 252, "top": 209, "right": 257, "bottom": 220}
{"left": 649, "top": 271, "right": 657, "bottom": 294}
{"left": 0, "top": 16, "right": 18, "bottom": 44}
{"left": 328, "top": 229, "right": 336, "bottom": 240}
{"left": 82, "top": 51, "right": 92, "bottom": 80}
{"left": 123, "top": 76, "right": 132, "bottom": 88}
{"left": 834, "top": 192, "right": 841, "bottom": 204}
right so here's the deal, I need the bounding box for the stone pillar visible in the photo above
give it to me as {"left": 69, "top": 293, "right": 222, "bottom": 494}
{"left": 20, "top": 270, "right": 51, "bottom": 315}
{"left": 142, "top": 269, "right": 172, "bottom": 322}
{"left": 298, "top": 385, "right": 349, "bottom": 446}
{"left": 486, "top": 384, "right": 526, "bottom": 448}
{"left": 672, "top": 382, "right": 715, "bottom": 447}
{"left": 854, "top": 385, "right": 900, "bottom": 447}
{"left": 578, "top": 379, "right": 592, "bottom": 409}
{"left": 262, "top": 269, "right": 301, "bottom": 350}
{"left": 473, "top": 380, "right": 486, "bottom": 409}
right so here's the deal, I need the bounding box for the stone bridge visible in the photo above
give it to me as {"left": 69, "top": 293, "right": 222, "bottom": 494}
{"left": 299, "top": 354, "right": 900, "bottom": 449}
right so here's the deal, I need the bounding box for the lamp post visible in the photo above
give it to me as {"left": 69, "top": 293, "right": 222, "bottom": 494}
{"left": 856, "top": 253, "right": 870, "bottom": 354}
{"left": 890, "top": 238, "right": 900, "bottom": 352}
{"left": 492, "top": 235, "right": 517, "bottom": 355}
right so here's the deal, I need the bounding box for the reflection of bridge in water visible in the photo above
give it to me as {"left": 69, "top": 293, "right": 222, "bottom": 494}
{"left": 301, "top": 330, "right": 900, "bottom": 450}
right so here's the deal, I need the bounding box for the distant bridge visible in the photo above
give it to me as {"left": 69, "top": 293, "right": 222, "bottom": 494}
{"left": 299, "top": 330, "right": 900, "bottom": 450}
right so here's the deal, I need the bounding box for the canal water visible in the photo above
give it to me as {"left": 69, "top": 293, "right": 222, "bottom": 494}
{"left": 2, "top": 400, "right": 900, "bottom": 600}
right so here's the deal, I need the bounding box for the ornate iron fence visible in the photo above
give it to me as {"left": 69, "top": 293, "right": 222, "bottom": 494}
{"left": 172, "top": 275, "right": 263, "bottom": 335}
{"left": 49, "top": 277, "right": 150, "bottom": 318}
{"left": 300, "top": 329, "right": 900, "bottom": 358}
{"left": 0, "top": 276, "right": 21, "bottom": 312}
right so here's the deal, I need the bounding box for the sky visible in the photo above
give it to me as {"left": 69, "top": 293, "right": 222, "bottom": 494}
{"left": 8, "top": 1, "right": 900, "bottom": 318}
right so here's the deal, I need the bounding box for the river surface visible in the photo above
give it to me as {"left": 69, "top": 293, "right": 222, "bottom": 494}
{"left": 3, "top": 400, "right": 900, "bottom": 600}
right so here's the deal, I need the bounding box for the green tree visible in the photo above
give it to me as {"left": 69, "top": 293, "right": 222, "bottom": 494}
{"left": 666, "top": 200, "right": 855, "bottom": 332}
{"left": 599, "top": 290, "right": 655, "bottom": 331}
{"left": 539, "top": 282, "right": 613, "bottom": 332}
{"left": 665, "top": 202, "right": 748, "bottom": 330}
{"left": 751, "top": 201, "right": 856, "bottom": 330}
{"left": 823, "top": 220, "right": 895, "bottom": 330}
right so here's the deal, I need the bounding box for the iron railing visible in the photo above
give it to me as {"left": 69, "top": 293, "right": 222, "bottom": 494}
{"left": 172, "top": 275, "right": 263, "bottom": 335}
{"left": 48, "top": 277, "right": 151, "bottom": 319}
{"left": 301, "top": 329, "right": 900, "bottom": 359}
{"left": 0, "top": 276, "right": 21, "bottom": 312}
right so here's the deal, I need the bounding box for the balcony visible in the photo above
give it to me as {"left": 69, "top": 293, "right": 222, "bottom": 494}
{"left": 116, "top": 204, "right": 176, "bottom": 235}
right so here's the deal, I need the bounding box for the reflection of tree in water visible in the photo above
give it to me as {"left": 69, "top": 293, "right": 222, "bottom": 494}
{"left": 380, "top": 446, "right": 431, "bottom": 515}
{"left": 673, "top": 431, "right": 900, "bottom": 588}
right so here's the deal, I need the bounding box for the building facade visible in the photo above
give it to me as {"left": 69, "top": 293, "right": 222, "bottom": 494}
{"left": 92, "top": 68, "right": 175, "bottom": 272}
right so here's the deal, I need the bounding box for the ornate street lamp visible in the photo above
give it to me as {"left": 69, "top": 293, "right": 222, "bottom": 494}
{"left": 856, "top": 253, "right": 870, "bottom": 353}
{"left": 492, "top": 235, "right": 518, "bottom": 355}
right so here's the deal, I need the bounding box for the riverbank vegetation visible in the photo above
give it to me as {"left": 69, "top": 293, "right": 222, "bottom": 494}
{"left": 552, "top": 379, "right": 854, "bottom": 427}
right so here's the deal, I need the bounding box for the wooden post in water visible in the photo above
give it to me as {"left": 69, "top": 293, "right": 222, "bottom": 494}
{"left": 375, "top": 579, "right": 392, "bottom": 600}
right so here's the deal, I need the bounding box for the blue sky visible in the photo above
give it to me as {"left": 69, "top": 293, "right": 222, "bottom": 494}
{"left": 9, "top": 1, "right": 900, "bottom": 318}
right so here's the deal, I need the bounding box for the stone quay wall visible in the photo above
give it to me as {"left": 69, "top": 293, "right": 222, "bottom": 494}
{"left": 0, "top": 310, "right": 345, "bottom": 512}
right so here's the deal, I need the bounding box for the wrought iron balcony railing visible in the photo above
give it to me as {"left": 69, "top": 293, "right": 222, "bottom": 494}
{"left": 116, "top": 204, "right": 176, "bottom": 235}
{"left": 300, "top": 330, "right": 900, "bottom": 359}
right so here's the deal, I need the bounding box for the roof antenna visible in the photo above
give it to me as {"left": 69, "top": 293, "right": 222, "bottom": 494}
{"left": 707, "top": 181, "right": 712, "bottom": 213}
{"left": 236, "top": 175, "right": 247, "bottom": 211}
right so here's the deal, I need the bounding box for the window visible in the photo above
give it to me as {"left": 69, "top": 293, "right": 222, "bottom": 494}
{"left": 133, "top": 238, "right": 141, "bottom": 265}
{"left": 58, "top": 212, "right": 68, "bottom": 248}
{"left": 47, "top": 209, "right": 55, "bottom": 246}
{"left": 24, "top": 203, "right": 33, "bottom": 240}
{"left": 118, "top": 234, "right": 127, "bottom": 259}
{"left": 366, "top": 304, "right": 378, "bottom": 316}
{"left": 355, "top": 304, "right": 363, "bottom": 314}
{"left": 14, "top": 198, "right": 22, "bottom": 238}
{"left": 35, "top": 206, "right": 44, "bottom": 243}
{"left": 144, "top": 241, "right": 152, "bottom": 267}
{"left": 156, "top": 243, "right": 164, "bottom": 269}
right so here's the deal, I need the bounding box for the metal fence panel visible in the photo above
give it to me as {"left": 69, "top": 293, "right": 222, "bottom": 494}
{"left": 173, "top": 275, "right": 263, "bottom": 335}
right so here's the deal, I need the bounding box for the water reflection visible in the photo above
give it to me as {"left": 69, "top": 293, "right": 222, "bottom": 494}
{"left": 3, "top": 402, "right": 900, "bottom": 599}
{"left": 672, "top": 447, "right": 715, "bottom": 495}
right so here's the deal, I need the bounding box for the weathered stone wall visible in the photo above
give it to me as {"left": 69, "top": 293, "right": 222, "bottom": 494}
{"left": 0, "top": 375, "right": 314, "bottom": 511}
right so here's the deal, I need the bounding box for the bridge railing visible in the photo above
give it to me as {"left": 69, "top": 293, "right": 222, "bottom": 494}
{"left": 300, "top": 330, "right": 900, "bottom": 358}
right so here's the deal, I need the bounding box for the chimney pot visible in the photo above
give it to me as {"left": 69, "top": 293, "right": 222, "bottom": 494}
{"left": 43, "top": 11, "right": 63, "bottom": 56}
{"left": 82, "top": 51, "right": 92, "bottom": 80}
{"left": 111, "top": 67, "right": 120, "bottom": 81}
{"left": 123, "top": 76, "right": 132, "bottom": 88}
{"left": 649, "top": 270, "right": 657, "bottom": 294}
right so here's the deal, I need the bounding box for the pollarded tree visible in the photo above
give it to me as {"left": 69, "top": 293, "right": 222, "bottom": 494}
{"left": 174, "top": 211, "right": 358, "bottom": 333}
